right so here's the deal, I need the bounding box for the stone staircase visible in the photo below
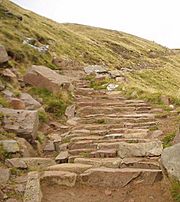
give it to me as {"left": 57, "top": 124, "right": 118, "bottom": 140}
{"left": 22, "top": 78, "right": 173, "bottom": 202}
{"left": 46, "top": 78, "right": 164, "bottom": 188}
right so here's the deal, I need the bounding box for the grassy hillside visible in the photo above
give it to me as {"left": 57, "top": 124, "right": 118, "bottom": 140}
{"left": 0, "top": 0, "right": 180, "bottom": 104}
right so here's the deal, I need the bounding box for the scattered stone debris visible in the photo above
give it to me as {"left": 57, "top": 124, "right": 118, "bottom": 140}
{"left": 23, "top": 37, "right": 49, "bottom": 53}
{"left": 107, "top": 83, "right": 119, "bottom": 91}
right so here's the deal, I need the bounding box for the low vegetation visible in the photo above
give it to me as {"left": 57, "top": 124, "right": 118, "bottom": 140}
{"left": 29, "top": 87, "right": 72, "bottom": 118}
{"left": 162, "top": 132, "right": 176, "bottom": 148}
{"left": 171, "top": 180, "right": 180, "bottom": 202}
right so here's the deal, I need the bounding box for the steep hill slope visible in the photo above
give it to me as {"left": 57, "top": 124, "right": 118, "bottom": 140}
{"left": 0, "top": 0, "right": 180, "bottom": 103}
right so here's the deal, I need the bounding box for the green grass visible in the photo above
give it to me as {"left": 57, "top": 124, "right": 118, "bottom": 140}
{"left": 38, "top": 110, "right": 48, "bottom": 123}
{"left": 29, "top": 87, "right": 72, "bottom": 118}
{"left": 171, "top": 180, "right": 180, "bottom": 202}
{"left": 162, "top": 132, "right": 176, "bottom": 148}
{"left": 0, "top": 94, "right": 9, "bottom": 107}
{"left": 1, "top": 0, "right": 180, "bottom": 108}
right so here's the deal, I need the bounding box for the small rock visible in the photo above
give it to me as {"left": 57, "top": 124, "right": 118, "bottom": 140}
{"left": 169, "top": 104, "right": 175, "bottom": 110}
{"left": 55, "top": 151, "right": 69, "bottom": 163}
{"left": 16, "top": 137, "right": 37, "bottom": 157}
{"left": 104, "top": 189, "right": 112, "bottom": 196}
{"left": 2, "top": 89, "right": 13, "bottom": 99}
{"left": 5, "top": 158, "right": 27, "bottom": 169}
{"left": 0, "top": 45, "right": 9, "bottom": 64}
{"left": 2, "top": 69, "right": 16, "bottom": 79}
{"left": 10, "top": 98, "right": 26, "bottom": 110}
{"left": 65, "top": 105, "right": 76, "bottom": 119}
{"left": 84, "top": 65, "right": 108, "bottom": 75}
{"left": 0, "top": 168, "right": 10, "bottom": 184}
{"left": 67, "top": 117, "right": 79, "bottom": 126}
{"left": 150, "top": 130, "right": 163, "bottom": 138}
{"left": 44, "top": 141, "right": 55, "bottom": 152}
{"left": 107, "top": 83, "right": 119, "bottom": 91}
{"left": 0, "top": 140, "right": 20, "bottom": 153}
{"left": 20, "top": 93, "right": 41, "bottom": 110}
{"left": 108, "top": 70, "right": 121, "bottom": 78}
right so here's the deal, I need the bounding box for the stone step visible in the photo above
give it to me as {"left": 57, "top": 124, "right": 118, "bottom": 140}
{"left": 124, "top": 121, "right": 157, "bottom": 129}
{"left": 96, "top": 140, "right": 163, "bottom": 158}
{"left": 68, "top": 148, "right": 96, "bottom": 156}
{"left": 74, "top": 157, "right": 160, "bottom": 170}
{"left": 70, "top": 136, "right": 104, "bottom": 142}
{"left": 46, "top": 163, "right": 93, "bottom": 174}
{"left": 89, "top": 149, "right": 117, "bottom": 158}
{"left": 73, "top": 124, "right": 150, "bottom": 132}
{"left": 75, "top": 95, "right": 126, "bottom": 101}
{"left": 76, "top": 102, "right": 150, "bottom": 108}
{"left": 82, "top": 113, "right": 155, "bottom": 119}
{"left": 80, "top": 167, "right": 163, "bottom": 187}
{"left": 68, "top": 138, "right": 152, "bottom": 150}
{"left": 41, "top": 171, "right": 77, "bottom": 187}
{"left": 77, "top": 106, "right": 152, "bottom": 115}
{"left": 78, "top": 117, "right": 155, "bottom": 124}
{"left": 5, "top": 157, "right": 56, "bottom": 169}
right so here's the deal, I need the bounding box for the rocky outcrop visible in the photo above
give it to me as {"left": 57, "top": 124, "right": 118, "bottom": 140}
{"left": 0, "top": 108, "right": 39, "bottom": 142}
{"left": 161, "top": 143, "right": 180, "bottom": 181}
{"left": 23, "top": 65, "right": 73, "bottom": 93}
{"left": 0, "top": 45, "right": 9, "bottom": 64}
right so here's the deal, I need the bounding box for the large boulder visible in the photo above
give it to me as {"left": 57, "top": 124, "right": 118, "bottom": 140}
{"left": 0, "top": 45, "right": 9, "bottom": 64}
{"left": 0, "top": 108, "right": 39, "bottom": 142}
{"left": 23, "top": 65, "right": 73, "bottom": 93}
{"left": 161, "top": 143, "right": 180, "bottom": 181}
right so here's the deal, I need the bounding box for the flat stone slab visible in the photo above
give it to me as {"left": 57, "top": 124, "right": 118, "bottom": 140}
{"left": 41, "top": 171, "right": 77, "bottom": 187}
{"left": 84, "top": 65, "right": 108, "bottom": 74}
{"left": 6, "top": 158, "right": 55, "bottom": 169}
{"left": 118, "top": 141, "right": 163, "bottom": 158}
{"left": 0, "top": 140, "right": 20, "bottom": 153}
{"left": 74, "top": 158, "right": 122, "bottom": 168}
{"left": 0, "top": 108, "right": 39, "bottom": 142}
{"left": 47, "top": 163, "right": 93, "bottom": 174}
{"left": 24, "top": 172, "right": 42, "bottom": 202}
{"left": 24, "top": 65, "right": 73, "bottom": 93}
{"left": 161, "top": 143, "right": 180, "bottom": 181}
{"left": 80, "top": 168, "right": 162, "bottom": 187}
